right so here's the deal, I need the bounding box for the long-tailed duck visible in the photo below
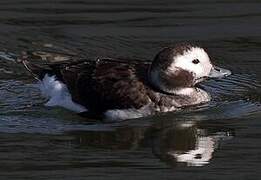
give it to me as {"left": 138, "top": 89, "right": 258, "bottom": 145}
{"left": 21, "top": 43, "right": 231, "bottom": 121}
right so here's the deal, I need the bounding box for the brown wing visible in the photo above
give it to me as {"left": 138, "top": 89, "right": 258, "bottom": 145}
{"left": 21, "top": 51, "right": 153, "bottom": 113}
{"left": 68, "top": 59, "right": 152, "bottom": 112}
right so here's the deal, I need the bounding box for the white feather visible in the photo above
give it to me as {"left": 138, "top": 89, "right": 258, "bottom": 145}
{"left": 104, "top": 104, "right": 153, "bottom": 121}
{"left": 169, "top": 47, "right": 213, "bottom": 79}
{"left": 38, "top": 74, "right": 87, "bottom": 113}
{"left": 172, "top": 88, "right": 195, "bottom": 96}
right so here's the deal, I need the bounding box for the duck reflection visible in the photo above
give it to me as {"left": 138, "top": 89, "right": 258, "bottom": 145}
{"left": 152, "top": 121, "right": 234, "bottom": 166}
{"left": 66, "top": 118, "right": 234, "bottom": 167}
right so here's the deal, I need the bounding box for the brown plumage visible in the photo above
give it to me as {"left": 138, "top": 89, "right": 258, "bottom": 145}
{"left": 21, "top": 54, "right": 159, "bottom": 114}
{"left": 70, "top": 60, "right": 153, "bottom": 113}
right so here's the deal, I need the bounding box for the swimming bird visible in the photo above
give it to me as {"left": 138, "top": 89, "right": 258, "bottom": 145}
{"left": 21, "top": 43, "right": 231, "bottom": 121}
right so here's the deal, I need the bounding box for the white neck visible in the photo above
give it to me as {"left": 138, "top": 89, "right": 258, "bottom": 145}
{"left": 170, "top": 88, "right": 195, "bottom": 96}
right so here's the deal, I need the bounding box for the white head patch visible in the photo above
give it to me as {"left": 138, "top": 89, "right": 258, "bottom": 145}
{"left": 169, "top": 47, "right": 213, "bottom": 80}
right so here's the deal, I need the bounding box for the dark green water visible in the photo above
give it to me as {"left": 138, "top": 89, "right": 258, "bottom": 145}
{"left": 0, "top": 0, "right": 261, "bottom": 179}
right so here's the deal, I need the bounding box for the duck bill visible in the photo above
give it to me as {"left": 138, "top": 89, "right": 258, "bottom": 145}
{"left": 208, "top": 66, "right": 232, "bottom": 78}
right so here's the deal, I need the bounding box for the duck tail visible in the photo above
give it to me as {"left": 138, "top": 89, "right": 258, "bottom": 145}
{"left": 19, "top": 51, "right": 53, "bottom": 81}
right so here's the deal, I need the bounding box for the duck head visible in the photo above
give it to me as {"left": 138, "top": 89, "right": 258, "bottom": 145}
{"left": 148, "top": 43, "right": 231, "bottom": 95}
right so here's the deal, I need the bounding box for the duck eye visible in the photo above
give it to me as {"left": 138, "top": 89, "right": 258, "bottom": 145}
{"left": 192, "top": 59, "right": 200, "bottom": 64}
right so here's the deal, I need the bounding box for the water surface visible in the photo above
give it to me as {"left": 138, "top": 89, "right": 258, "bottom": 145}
{"left": 0, "top": 0, "right": 261, "bottom": 179}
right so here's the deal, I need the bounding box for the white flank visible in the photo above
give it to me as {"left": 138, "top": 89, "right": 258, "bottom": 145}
{"left": 38, "top": 74, "right": 87, "bottom": 113}
{"left": 104, "top": 104, "right": 153, "bottom": 121}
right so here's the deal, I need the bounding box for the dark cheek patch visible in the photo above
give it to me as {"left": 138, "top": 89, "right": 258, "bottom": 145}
{"left": 161, "top": 68, "right": 195, "bottom": 88}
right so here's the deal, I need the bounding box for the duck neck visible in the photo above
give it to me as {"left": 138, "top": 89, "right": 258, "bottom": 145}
{"left": 148, "top": 69, "right": 195, "bottom": 96}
